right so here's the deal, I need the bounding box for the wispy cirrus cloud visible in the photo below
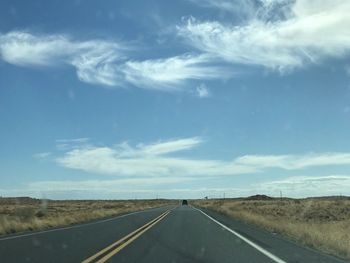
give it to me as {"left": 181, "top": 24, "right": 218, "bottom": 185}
{"left": 256, "top": 175, "right": 350, "bottom": 197}
{"left": 195, "top": 83, "right": 210, "bottom": 98}
{"left": 189, "top": 0, "right": 292, "bottom": 20}
{"left": 235, "top": 153, "right": 350, "bottom": 170}
{"left": 4, "top": 174, "right": 350, "bottom": 199}
{"left": 54, "top": 137, "right": 350, "bottom": 178}
{"left": 122, "top": 54, "right": 227, "bottom": 91}
{"left": 27, "top": 176, "right": 196, "bottom": 192}
{"left": 179, "top": 0, "right": 350, "bottom": 71}
{"left": 136, "top": 137, "right": 202, "bottom": 155}
{"left": 0, "top": 31, "right": 124, "bottom": 86}
{"left": 55, "top": 137, "right": 257, "bottom": 177}
{"left": 55, "top": 137, "right": 90, "bottom": 151}
{"left": 0, "top": 31, "right": 228, "bottom": 91}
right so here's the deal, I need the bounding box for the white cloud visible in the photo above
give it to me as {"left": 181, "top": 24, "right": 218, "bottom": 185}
{"left": 0, "top": 31, "right": 124, "bottom": 86}
{"left": 179, "top": 0, "right": 350, "bottom": 71}
{"left": 56, "top": 137, "right": 257, "bottom": 177}
{"left": 235, "top": 153, "right": 350, "bottom": 170}
{"left": 0, "top": 31, "right": 229, "bottom": 91}
{"left": 137, "top": 137, "right": 202, "bottom": 155}
{"left": 257, "top": 175, "right": 350, "bottom": 197}
{"left": 27, "top": 177, "right": 195, "bottom": 192}
{"left": 55, "top": 136, "right": 350, "bottom": 179}
{"left": 122, "top": 54, "right": 227, "bottom": 91}
{"left": 55, "top": 138, "right": 90, "bottom": 151}
{"left": 196, "top": 83, "right": 210, "bottom": 98}
{"left": 0, "top": 31, "right": 72, "bottom": 66}
{"left": 4, "top": 174, "right": 350, "bottom": 199}
{"left": 0, "top": 184, "right": 246, "bottom": 199}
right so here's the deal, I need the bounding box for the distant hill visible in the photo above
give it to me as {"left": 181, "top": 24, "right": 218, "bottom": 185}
{"left": 245, "top": 194, "right": 274, "bottom": 200}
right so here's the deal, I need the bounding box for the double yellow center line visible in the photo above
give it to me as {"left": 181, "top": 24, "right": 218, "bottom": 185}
{"left": 82, "top": 210, "right": 171, "bottom": 263}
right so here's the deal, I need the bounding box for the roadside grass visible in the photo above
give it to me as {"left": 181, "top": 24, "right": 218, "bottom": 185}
{"left": 192, "top": 197, "right": 350, "bottom": 260}
{"left": 0, "top": 197, "right": 176, "bottom": 236}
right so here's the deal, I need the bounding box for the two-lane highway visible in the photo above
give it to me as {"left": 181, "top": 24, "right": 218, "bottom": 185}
{"left": 0, "top": 205, "right": 346, "bottom": 262}
{"left": 0, "top": 206, "right": 173, "bottom": 263}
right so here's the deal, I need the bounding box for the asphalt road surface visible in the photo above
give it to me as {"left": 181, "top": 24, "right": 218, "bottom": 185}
{"left": 0, "top": 205, "right": 346, "bottom": 263}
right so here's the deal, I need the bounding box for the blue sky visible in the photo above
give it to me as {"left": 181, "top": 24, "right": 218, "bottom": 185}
{"left": 1, "top": 0, "right": 350, "bottom": 199}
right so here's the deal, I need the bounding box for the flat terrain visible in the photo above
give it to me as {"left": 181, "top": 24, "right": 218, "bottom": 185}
{"left": 0, "top": 197, "right": 176, "bottom": 236}
{"left": 0, "top": 205, "right": 346, "bottom": 263}
{"left": 192, "top": 196, "right": 350, "bottom": 260}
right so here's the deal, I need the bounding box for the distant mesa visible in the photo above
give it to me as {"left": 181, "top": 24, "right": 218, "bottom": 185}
{"left": 245, "top": 194, "right": 273, "bottom": 201}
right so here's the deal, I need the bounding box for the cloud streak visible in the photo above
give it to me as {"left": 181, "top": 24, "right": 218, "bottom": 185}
{"left": 179, "top": 0, "right": 350, "bottom": 71}
{"left": 235, "top": 153, "right": 350, "bottom": 170}
{"left": 27, "top": 177, "right": 195, "bottom": 192}
{"left": 2, "top": 2, "right": 349, "bottom": 91}
{"left": 3, "top": 174, "right": 350, "bottom": 199}
{"left": 55, "top": 137, "right": 257, "bottom": 177}
{"left": 257, "top": 175, "right": 350, "bottom": 197}
{"left": 0, "top": 31, "right": 124, "bottom": 86}
{"left": 0, "top": 31, "right": 228, "bottom": 91}
{"left": 122, "top": 54, "right": 226, "bottom": 91}
{"left": 196, "top": 83, "right": 210, "bottom": 98}
{"left": 54, "top": 137, "right": 350, "bottom": 178}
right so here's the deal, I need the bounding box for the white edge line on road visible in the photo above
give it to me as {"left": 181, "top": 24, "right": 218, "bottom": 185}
{"left": 193, "top": 207, "right": 287, "bottom": 263}
{"left": 0, "top": 206, "right": 172, "bottom": 242}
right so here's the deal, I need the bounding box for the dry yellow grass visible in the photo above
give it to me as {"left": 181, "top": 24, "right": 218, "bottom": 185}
{"left": 193, "top": 197, "right": 350, "bottom": 260}
{"left": 0, "top": 197, "right": 176, "bottom": 236}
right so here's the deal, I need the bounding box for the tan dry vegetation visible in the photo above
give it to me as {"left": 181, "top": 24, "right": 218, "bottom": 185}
{"left": 0, "top": 197, "right": 175, "bottom": 236}
{"left": 193, "top": 197, "right": 350, "bottom": 260}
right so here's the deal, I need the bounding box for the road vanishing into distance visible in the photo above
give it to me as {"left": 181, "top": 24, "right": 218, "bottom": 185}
{"left": 0, "top": 205, "right": 346, "bottom": 263}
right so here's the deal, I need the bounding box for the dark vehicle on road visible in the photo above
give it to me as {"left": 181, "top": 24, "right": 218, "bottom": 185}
{"left": 182, "top": 200, "right": 188, "bottom": 205}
